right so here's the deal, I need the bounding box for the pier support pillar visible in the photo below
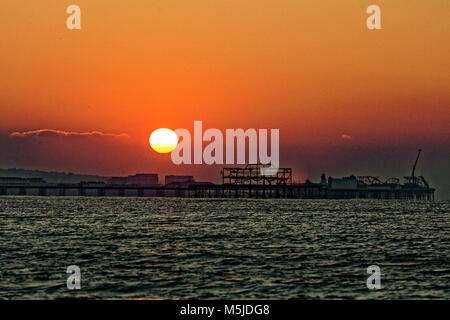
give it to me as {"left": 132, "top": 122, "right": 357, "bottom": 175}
{"left": 156, "top": 190, "right": 164, "bottom": 197}
{"left": 38, "top": 188, "right": 47, "bottom": 196}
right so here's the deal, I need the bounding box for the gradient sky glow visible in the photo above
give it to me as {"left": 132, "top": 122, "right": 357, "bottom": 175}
{"left": 0, "top": 1, "right": 449, "bottom": 198}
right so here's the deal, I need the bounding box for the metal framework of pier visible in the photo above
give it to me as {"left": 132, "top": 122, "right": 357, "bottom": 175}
{"left": 222, "top": 163, "right": 292, "bottom": 186}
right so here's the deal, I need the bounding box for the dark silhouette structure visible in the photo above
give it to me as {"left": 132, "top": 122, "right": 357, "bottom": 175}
{"left": 222, "top": 163, "right": 292, "bottom": 186}
{"left": 0, "top": 150, "right": 435, "bottom": 200}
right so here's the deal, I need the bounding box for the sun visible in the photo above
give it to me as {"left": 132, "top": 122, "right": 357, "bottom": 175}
{"left": 149, "top": 128, "right": 178, "bottom": 153}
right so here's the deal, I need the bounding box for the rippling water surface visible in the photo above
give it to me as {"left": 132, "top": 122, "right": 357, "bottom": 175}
{"left": 0, "top": 197, "right": 448, "bottom": 299}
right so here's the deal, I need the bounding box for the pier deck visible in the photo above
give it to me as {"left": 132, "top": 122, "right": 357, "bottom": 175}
{"left": 0, "top": 183, "right": 435, "bottom": 200}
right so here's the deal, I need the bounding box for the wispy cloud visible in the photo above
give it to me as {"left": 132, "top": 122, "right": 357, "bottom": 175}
{"left": 9, "top": 129, "right": 129, "bottom": 138}
{"left": 341, "top": 134, "right": 354, "bottom": 140}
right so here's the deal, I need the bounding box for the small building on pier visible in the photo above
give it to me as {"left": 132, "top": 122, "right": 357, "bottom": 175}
{"left": 107, "top": 173, "right": 159, "bottom": 186}
{"left": 165, "top": 175, "right": 194, "bottom": 186}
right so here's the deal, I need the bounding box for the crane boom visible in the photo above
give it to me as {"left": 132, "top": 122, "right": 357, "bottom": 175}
{"left": 411, "top": 149, "right": 422, "bottom": 179}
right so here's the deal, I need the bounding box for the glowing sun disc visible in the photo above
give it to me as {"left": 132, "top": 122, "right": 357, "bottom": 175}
{"left": 149, "top": 128, "right": 178, "bottom": 153}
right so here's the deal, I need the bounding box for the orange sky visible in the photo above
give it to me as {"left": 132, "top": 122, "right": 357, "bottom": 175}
{"left": 0, "top": 1, "right": 449, "bottom": 197}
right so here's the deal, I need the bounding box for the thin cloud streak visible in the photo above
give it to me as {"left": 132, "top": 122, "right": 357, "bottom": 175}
{"left": 9, "top": 129, "right": 130, "bottom": 138}
{"left": 341, "top": 134, "right": 354, "bottom": 140}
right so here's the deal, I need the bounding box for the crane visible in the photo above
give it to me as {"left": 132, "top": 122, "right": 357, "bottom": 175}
{"left": 411, "top": 149, "right": 422, "bottom": 181}
{"left": 404, "top": 149, "right": 428, "bottom": 187}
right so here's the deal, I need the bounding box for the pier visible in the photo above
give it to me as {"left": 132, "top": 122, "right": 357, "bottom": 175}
{"left": 0, "top": 151, "right": 436, "bottom": 200}
{"left": 187, "top": 183, "right": 434, "bottom": 200}
{"left": 0, "top": 182, "right": 434, "bottom": 200}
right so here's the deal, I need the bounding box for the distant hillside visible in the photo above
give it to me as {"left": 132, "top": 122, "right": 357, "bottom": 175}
{"left": 0, "top": 168, "right": 110, "bottom": 184}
